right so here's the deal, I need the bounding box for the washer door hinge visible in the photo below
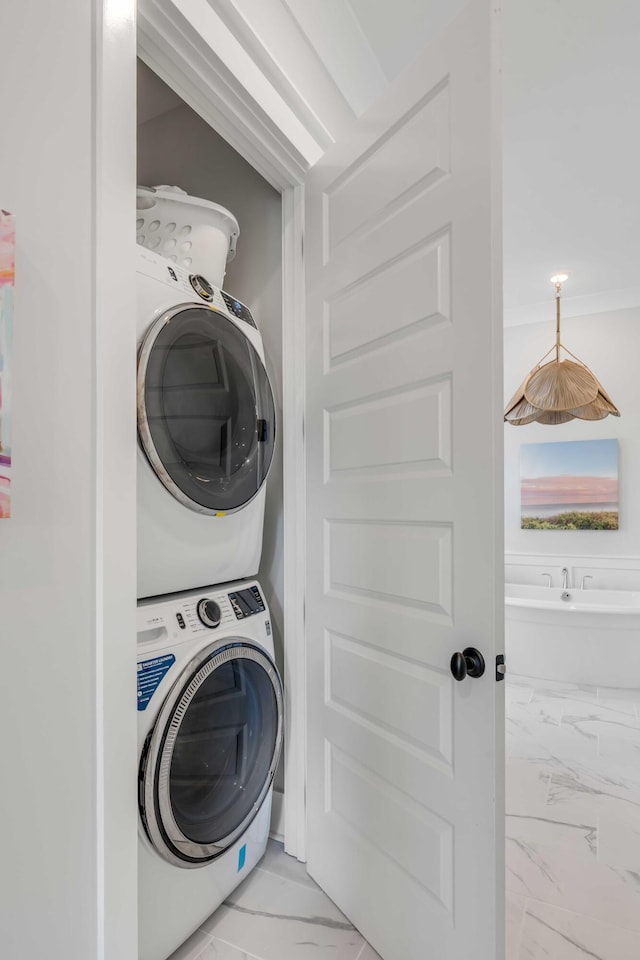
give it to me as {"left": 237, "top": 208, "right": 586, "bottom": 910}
{"left": 496, "top": 654, "right": 506, "bottom": 681}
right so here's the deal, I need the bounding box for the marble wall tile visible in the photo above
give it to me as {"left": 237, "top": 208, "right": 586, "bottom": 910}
{"left": 518, "top": 899, "right": 640, "bottom": 960}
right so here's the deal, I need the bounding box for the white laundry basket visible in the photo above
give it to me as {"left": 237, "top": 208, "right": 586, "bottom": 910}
{"left": 136, "top": 185, "right": 240, "bottom": 287}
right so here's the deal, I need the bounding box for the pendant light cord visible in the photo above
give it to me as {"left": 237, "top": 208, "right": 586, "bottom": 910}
{"left": 555, "top": 279, "right": 562, "bottom": 363}
{"left": 531, "top": 277, "right": 591, "bottom": 369}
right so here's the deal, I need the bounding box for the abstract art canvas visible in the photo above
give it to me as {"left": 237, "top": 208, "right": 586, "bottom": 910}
{"left": 520, "top": 439, "right": 618, "bottom": 530}
{"left": 0, "top": 209, "right": 15, "bottom": 518}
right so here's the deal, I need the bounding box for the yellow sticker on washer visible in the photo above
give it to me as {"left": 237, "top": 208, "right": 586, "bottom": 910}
{"left": 216, "top": 512, "right": 226, "bottom": 517}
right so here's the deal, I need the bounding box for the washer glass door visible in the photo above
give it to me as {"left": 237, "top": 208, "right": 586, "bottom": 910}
{"left": 142, "top": 643, "right": 283, "bottom": 867}
{"left": 138, "top": 305, "right": 276, "bottom": 514}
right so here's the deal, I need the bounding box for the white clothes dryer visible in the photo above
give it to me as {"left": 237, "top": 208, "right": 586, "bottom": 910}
{"left": 137, "top": 579, "right": 283, "bottom": 960}
{"left": 136, "top": 248, "right": 276, "bottom": 599}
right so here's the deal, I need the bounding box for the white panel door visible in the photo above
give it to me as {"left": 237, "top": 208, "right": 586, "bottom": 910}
{"left": 304, "top": 1, "right": 504, "bottom": 958}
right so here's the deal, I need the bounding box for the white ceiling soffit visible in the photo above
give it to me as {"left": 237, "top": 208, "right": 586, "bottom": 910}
{"left": 280, "top": 0, "right": 388, "bottom": 117}
{"left": 138, "top": 0, "right": 324, "bottom": 189}
{"left": 215, "top": 0, "right": 359, "bottom": 148}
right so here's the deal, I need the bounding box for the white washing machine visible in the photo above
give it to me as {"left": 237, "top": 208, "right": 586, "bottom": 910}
{"left": 137, "top": 579, "right": 283, "bottom": 960}
{"left": 137, "top": 247, "right": 276, "bottom": 599}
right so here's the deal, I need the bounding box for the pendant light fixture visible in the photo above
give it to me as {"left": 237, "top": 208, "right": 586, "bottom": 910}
{"left": 504, "top": 274, "right": 620, "bottom": 425}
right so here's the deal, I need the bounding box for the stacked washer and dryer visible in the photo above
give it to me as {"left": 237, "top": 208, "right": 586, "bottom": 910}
{"left": 135, "top": 186, "right": 283, "bottom": 960}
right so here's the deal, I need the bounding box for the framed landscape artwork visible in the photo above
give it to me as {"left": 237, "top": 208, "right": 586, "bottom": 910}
{"left": 520, "top": 439, "right": 619, "bottom": 530}
{"left": 0, "top": 208, "right": 15, "bottom": 518}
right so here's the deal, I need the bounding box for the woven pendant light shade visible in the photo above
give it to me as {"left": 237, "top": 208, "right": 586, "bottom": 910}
{"left": 504, "top": 276, "right": 620, "bottom": 425}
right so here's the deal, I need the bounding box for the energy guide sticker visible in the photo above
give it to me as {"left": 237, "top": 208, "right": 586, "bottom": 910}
{"left": 137, "top": 654, "right": 175, "bottom": 711}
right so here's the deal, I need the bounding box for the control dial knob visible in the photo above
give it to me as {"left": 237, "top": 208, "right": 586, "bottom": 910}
{"left": 197, "top": 598, "right": 221, "bottom": 629}
{"left": 189, "top": 274, "right": 214, "bottom": 302}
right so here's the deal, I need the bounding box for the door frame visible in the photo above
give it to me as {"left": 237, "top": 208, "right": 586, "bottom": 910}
{"left": 138, "top": 0, "right": 309, "bottom": 859}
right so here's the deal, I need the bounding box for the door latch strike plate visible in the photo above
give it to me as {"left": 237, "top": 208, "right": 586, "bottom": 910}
{"left": 496, "top": 654, "right": 506, "bottom": 681}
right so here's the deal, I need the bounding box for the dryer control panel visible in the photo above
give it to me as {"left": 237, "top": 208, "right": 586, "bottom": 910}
{"left": 137, "top": 249, "right": 258, "bottom": 330}
{"left": 220, "top": 291, "right": 257, "bottom": 328}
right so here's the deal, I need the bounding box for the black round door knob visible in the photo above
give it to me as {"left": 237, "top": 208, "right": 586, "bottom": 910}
{"left": 197, "top": 598, "right": 222, "bottom": 628}
{"left": 450, "top": 647, "right": 486, "bottom": 681}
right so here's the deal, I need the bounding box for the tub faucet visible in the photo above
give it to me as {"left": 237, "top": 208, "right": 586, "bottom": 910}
{"left": 541, "top": 573, "right": 552, "bottom": 588}
{"left": 561, "top": 567, "right": 570, "bottom": 589}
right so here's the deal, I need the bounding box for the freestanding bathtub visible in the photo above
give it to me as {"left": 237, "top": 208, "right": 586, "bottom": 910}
{"left": 505, "top": 584, "right": 640, "bottom": 687}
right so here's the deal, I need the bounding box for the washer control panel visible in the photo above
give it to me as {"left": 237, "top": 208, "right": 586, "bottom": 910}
{"left": 196, "top": 598, "right": 222, "bottom": 628}
{"left": 137, "top": 580, "right": 268, "bottom": 645}
{"left": 169, "top": 591, "right": 236, "bottom": 635}
{"left": 228, "top": 585, "right": 265, "bottom": 619}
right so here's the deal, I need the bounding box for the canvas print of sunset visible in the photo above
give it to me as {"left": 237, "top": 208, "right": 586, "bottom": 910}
{"left": 520, "top": 439, "right": 618, "bottom": 530}
{"left": 0, "top": 209, "right": 15, "bottom": 519}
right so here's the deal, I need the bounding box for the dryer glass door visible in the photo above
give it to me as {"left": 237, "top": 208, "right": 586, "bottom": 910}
{"left": 138, "top": 305, "right": 276, "bottom": 514}
{"left": 141, "top": 643, "right": 283, "bottom": 867}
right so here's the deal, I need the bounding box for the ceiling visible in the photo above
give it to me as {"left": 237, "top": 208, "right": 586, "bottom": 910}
{"left": 139, "top": 0, "right": 640, "bottom": 324}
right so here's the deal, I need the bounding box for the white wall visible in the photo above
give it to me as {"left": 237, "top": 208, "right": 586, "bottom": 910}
{"left": 504, "top": 306, "right": 640, "bottom": 587}
{"left": 0, "top": 2, "right": 138, "bottom": 958}
{"left": 137, "top": 73, "right": 285, "bottom": 789}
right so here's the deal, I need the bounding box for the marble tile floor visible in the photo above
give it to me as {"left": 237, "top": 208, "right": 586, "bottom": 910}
{"left": 506, "top": 673, "right": 640, "bottom": 960}
{"left": 169, "top": 839, "right": 382, "bottom": 960}
{"left": 168, "top": 672, "right": 640, "bottom": 960}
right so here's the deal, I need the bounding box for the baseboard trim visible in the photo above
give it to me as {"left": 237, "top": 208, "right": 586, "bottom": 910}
{"left": 269, "top": 788, "right": 285, "bottom": 842}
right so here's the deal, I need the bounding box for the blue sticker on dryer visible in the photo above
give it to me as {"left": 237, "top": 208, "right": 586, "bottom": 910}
{"left": 137, "top": 654, "right": 175, "bottom": 711}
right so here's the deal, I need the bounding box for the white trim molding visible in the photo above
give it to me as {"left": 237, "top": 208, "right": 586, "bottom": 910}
{"left": 281, "top": 184, "right": 307, "bottom": 861}
{"left": 269, "top": 788, "right": 285, "bottom": 843}
{"left": 96, "top": 2, "right": 140, "bottom": 957}
{"left": 208, "top": 0, "right": 356, "bottom": 150}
